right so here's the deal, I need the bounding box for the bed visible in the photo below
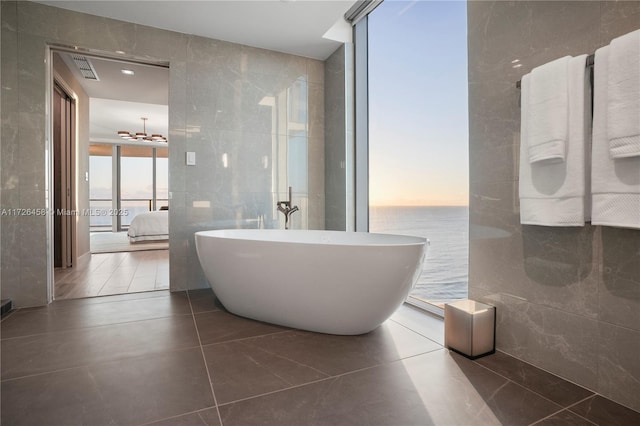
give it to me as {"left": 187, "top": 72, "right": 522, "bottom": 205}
{"left": 127, "top": 210, "right": 169, "bottom": 242}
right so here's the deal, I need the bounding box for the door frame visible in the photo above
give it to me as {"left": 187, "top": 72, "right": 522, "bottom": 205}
{"left": 45, "top": 45, "right": 80, "bottom": 302}
{"left": 45, "top": 44, "right": 171, "bottom": 302}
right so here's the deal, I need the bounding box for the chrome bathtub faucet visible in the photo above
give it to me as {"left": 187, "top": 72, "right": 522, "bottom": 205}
{"left": 277, "top": 186, "right": 299, "bottom": 230}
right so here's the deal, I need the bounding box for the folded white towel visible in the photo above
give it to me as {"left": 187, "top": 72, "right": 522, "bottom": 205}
{"left": 527, "top": 56, "right": 571, "bottom": 163}
{"left": 520, "top": 55, "right": 590, "bottom": 226}
{"left": 607, "top": 29, "right": 640, "bottom": 159}
{"left": 592, "top": 46, "right": 640, "bottom": 229}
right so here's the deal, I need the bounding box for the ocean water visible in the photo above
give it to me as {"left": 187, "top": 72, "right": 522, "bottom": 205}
{"left": 369, "top": 206, "right": 469, "bottom": 305}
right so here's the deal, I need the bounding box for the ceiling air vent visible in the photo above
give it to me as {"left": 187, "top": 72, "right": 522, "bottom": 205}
{"left": 71, "top": 55, "right": 99, "bottom": 81}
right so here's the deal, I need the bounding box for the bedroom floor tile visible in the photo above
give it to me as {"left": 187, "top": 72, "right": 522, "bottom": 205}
{"left": 128, "top": 275, "right": 158, "bottom": 292}
{"left": 54, "top": 249, "right": 169, "bottom": 300}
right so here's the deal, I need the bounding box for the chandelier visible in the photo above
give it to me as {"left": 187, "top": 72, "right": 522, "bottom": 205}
{"left": 118, "top": 117, "right": 166, "bottom": 142}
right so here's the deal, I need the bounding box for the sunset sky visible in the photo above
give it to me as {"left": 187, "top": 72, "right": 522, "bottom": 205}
{"left": 368, "top": 0, "right": 469, "bottom": 206}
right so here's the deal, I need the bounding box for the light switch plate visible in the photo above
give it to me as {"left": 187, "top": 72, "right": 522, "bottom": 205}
{"left": 186, "top": 151, "right": 196, "bottom": 166}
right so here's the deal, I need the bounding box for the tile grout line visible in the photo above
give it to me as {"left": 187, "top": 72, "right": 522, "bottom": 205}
{"left": 153, "top": 256, "right": 160, "bottom": 290}
{"left": 123, "top": 259, "right": 137, "bottom": 294}
{"left": 0, "top": 343, "right": 204, "bottom": 383}
{"left": 471, "top": 355, "right": 594, "bottom": 415}
{"left": 0, "top": 311, "right": 195, "bottom": 342}
{"left": 198, "top": 328, "right": 294, "bottom": 348}
{"left": 527, "top": 395, "right": 599, "bottom": 426}
{"left": 566, "top": 392, "right": 640, "bottom": 419}
{"left": 470, "top": 352, "right": 640, "bottom": 421}
{"left": 187, "top": 291, "right": 225, "bottom": 426}
{"left": 136, "top": 406, "right": 215, "bottom": 426}
{"left": 94, "top": 257, "right": 123, "bottom": 296}
{"left": 95, "top": 252, "right": 137, "bottom": 296}
{"left": 53, "top": 288, "right": 169, "bottom": 306}
{"left": 389, "top": 317, "right": 444, "bottom": 347}
{"left": 242, "top": 338, "right": 333, "bottom": 379}
{"left": 216, "top": 347, "right": 447, "bottom": 408}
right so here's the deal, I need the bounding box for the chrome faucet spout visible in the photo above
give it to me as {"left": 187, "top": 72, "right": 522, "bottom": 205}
{"left": 276, "top": 187, "right": 299, "bottom": 229}
{"left": 277, "top": 202, "right": 290, "bottom": 215}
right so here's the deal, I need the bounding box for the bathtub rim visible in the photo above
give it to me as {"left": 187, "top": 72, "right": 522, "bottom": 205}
{"left": 194, "top": 229, "right": 426, "bottom": 247}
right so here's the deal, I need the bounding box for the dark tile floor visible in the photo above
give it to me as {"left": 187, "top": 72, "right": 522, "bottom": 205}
{"left": 2, "top": 290, "right": 639, "bottom": 426}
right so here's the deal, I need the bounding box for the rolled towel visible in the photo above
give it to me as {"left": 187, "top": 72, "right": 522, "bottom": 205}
{"left": 607, "top": 29, "right": 640, "bottom": 158}
{"left": 527, "top": 56, "right": 571, "bottom": 164}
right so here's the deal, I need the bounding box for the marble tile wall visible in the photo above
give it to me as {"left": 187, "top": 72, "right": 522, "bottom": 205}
{"left": 325, "top": 45, "right": 348, "bottom": 231}
{"left": 467, "top": 1, "right": 640, "bottom": 411}
{"left": 172, "top": 35, "right": 325, "bottom": 291}
{"left": 0, "top": 1, "right": 326, "bottom": 301}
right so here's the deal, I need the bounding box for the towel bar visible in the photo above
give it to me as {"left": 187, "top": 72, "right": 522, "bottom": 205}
{"left": 516, "top": 53, "right": 594, "bottom": 88}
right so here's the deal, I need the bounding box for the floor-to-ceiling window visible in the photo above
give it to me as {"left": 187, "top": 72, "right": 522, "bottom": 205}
{"left": 90, "top": 143, "right": 168, "bottom": 232}
{"left": 364, "top": 0, "right": 469, "bottom": 312}
{"left": 89, "top": 143, "right": 113, "bottom": 232}
{"left": 120, "top": 145, "right": 154, "bottom": 228}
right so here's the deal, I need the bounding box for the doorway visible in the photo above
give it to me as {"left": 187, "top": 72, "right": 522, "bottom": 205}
{"left": 49, "top": 48, "right": 170, "bottom": 300}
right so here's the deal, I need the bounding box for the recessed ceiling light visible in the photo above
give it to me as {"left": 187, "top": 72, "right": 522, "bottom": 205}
{"left": 121, "top": 69, "right": 135, "bottom": 76}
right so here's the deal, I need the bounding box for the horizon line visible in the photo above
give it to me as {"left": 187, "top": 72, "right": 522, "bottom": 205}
{"left": 370, "top": 204, "right": 469, "bottom": 208}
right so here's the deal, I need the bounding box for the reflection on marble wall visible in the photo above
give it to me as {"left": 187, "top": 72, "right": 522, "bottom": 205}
{"left": 173, "top": 35, "right": 325, "bottom": 290}
{"left": 0, "top": 1, "right": 325, "bottom": 302}
{"left": 468, "top": 1, "right": 640, "bottom": 411}
{"left": 325, "top": 45, "right": 348, "bottom": 231}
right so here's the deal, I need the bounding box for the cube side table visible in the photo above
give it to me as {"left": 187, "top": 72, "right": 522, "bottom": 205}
{"left": 444, "top": 299, "right": 496, "bottom": 359}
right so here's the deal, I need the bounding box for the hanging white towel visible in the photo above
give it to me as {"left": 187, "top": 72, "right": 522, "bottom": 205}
{"left": 607, "top": 29, "right": 640, "bottom": 158}
{"left": 519, "top": 55, "right": 590, "bottom": 226}
{"left": 527, "top": 56, "right": 571, "bottom": 164}
{"left": 592, "top": 46, "right": 640, "bottom": 229}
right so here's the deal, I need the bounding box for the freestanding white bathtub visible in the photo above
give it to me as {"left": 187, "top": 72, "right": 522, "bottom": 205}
{"left": 194, "top": 229, "right": 427, "bottom": 335}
